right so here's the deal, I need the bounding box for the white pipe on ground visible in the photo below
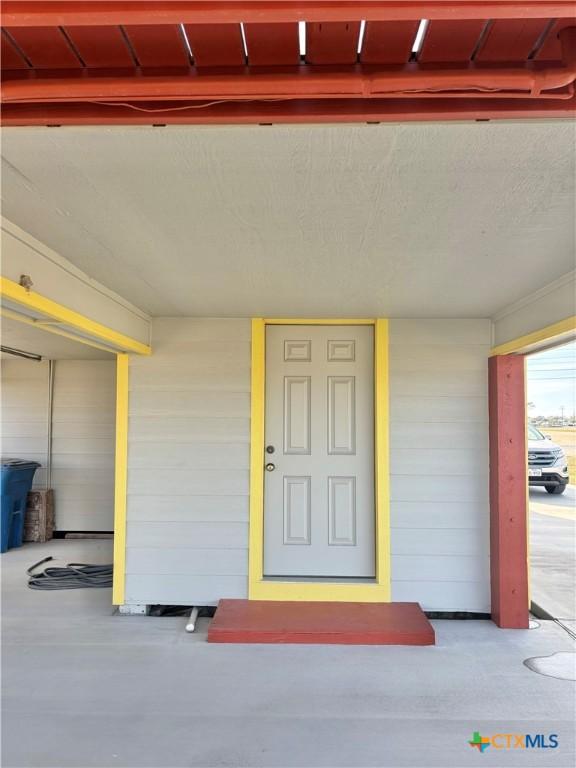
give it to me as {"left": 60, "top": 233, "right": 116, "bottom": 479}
{"left": 186, "top": 606, "right": 199, "bottom": 633}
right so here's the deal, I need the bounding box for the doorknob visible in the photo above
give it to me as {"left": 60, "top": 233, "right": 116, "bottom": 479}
{"left": 265, "top": 463, "right": 276, "bottom": 472}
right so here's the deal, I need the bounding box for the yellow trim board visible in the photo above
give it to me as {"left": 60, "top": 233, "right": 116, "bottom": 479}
{"left": 248, "top": 317, "right": 391, "bottom": 603}
{"left": 265, "top": 318, "right": 376, "bottom": 325}
{"left": 490, "top": 316, "right": 576, "bottom": 356}
{"left": 112, "top": 353, "right": 129, "bottom": 605}
{"left": 1, "top": 307, "right": 119, "bottom": 355}
{"left": 374, "top": 318, "right": 391, "bottom": 598}
{"left": 251, "top": 581, "right": 391, "bottom": 603}
{"left": 248, "top": 318, "right": 266, "bottom": 592}
{"left": 1, "top": 277, "right": 142, "bottom": 607}
{"left": 0, "top": 276, "right": 151, "bottom": 355}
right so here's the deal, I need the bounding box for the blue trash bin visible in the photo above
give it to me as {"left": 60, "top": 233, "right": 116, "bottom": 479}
{"left": 1, "top": 459, "right": 41, "bottom": 553}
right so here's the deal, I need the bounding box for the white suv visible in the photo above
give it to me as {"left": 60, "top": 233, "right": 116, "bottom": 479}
{"left": 528, "top": 424, "right": 569, "bottom": 495}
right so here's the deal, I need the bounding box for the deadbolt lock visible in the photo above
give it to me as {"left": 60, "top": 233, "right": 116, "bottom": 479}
{"left": 266, "top": 445, "right": 275, "bottom": 454}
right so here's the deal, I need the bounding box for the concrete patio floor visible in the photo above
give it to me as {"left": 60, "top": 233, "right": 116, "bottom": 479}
{"left": 2, "top": 540, "right": 575, "bottom": 768}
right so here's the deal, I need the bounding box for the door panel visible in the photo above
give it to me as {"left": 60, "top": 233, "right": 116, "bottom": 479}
{"left": 328, "top": 376, "right": 356, "bottom": 455}
{"left": 283, "top": 475, "right": 311, "bottom": 544}
{"left": 283, "top": 376, "right": 311, "bottom": 454}
{"left": 328, "top": 476, "right": 357, "bottom": 546}
{"left": 263, "top": 325, "right": 375, "bottom": 578}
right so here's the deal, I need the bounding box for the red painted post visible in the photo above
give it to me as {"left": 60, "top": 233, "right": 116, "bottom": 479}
{"left": 488, "top": 355, "right": 529, "bottom": 629}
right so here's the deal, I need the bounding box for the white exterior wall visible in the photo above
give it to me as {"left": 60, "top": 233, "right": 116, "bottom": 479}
{"left": 51, "top": 360, "right": 116, "bottom": 531}
{"left": 389, "top": 320, "right": 491, "bottom": 612}
{"left": 1, "top": 358, "right": 116, "bottom": 531}
{"left": 1, "top": 359, "right": 50, "bottom": 489}
{"left": 125, "top": 319, "right": 251, "bottom": 605}
{"left": 125, "top": 317, "right": 491, "bottom": 611}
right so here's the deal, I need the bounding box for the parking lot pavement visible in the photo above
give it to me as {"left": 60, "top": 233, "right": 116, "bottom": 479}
{"left": 529, "top": 485, "right": 576, "bottom": 621}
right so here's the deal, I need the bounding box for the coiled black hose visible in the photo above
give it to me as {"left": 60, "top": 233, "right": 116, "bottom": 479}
{"left": 27, "top": 557, "right": 113, "bottom": 590}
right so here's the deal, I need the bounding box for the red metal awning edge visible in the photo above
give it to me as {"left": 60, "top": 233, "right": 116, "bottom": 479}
{"left": 2, "top": 2, "right": 576, "bottom": 124}
{"left": 3, "top": 1, "right": 576, "bottom": 26}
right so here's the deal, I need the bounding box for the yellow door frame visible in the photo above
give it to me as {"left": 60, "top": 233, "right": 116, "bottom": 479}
{"left": 248, "top": 318, "right": 391, "bottom": 602}
{"left": 0, "top": 276, "right": 151, "bottom": 605}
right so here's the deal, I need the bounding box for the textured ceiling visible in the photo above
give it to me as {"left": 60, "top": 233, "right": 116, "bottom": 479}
{"left": 1, "top": 123, "right": 574, "bottom": 318}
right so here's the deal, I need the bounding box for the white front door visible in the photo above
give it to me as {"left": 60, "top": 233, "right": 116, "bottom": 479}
{"left": 263, "top": 325, "right": 375, "bottom": 578}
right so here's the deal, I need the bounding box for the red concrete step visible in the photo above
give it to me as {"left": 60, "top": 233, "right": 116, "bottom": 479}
{"left": 207, "top": 599, "right": 435, "bottom": 645}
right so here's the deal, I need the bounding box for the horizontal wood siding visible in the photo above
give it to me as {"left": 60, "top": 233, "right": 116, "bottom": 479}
{"left": 389, "top": 319, "right": 491, "bottom": 612}
{"left": 1, "top": 359, "right": 49, "bottom": 488}
{"left": 125, "top": 317, "right": 489, "bottom": 610}
{"left": 125, "top": 318, "right": 251, "bottom": 605}
{"left": 51, "top": 360, "right": 116, "bottom": 531}
{"left": 1, "top": 357, "right": 116, "bottom": 531}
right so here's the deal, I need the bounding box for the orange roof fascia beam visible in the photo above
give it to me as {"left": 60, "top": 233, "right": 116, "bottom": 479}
{"left": 3, "top": 1, "right": 576, "bottom": 26}
{"left": 3, "top": 93, "right": 575, "bottom": 127}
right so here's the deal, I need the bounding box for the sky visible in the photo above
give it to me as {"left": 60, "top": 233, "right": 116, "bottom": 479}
{"left": 527, "top": 340, "right": 576, "bottom": 419}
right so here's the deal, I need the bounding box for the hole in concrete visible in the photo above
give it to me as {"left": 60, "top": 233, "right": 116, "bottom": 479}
{"left": 523, "top": 652, "right": 576, "bottom": 681}
{"left": 529, "top": 619, "right": 541, "bottom": 629}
